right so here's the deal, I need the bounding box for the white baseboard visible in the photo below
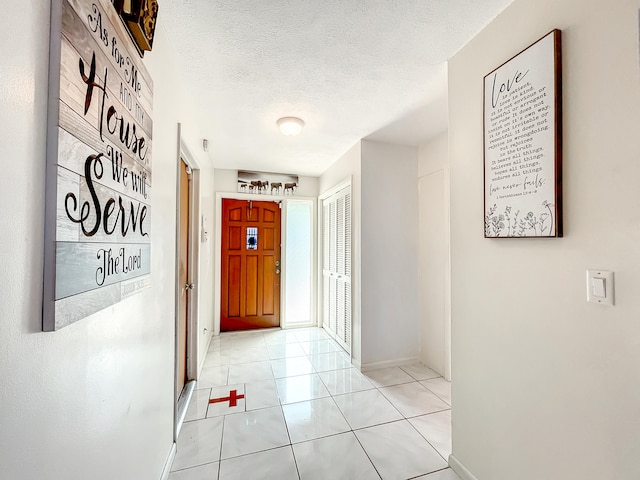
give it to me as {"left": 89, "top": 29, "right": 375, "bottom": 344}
{"left": 198, "top": 331, "right": 214, "bottom": 377}
{"left": 449, "top": 454, "right": 479, "bottom": 480}
{"left": 176, "top": 381, "right": 196, "bottom": 439}
{"left": 351, "top": 357, "right": 362, "bottom": 370}
{"left": 360, "top": 356, "right": 419, "bottom": 372}
{"left": 160, "top": 442, "right": 177, "bottom": 480}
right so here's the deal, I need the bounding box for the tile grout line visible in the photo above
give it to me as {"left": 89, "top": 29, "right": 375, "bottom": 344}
{"left": 405, "top": 414, "right": 451, "bottom": 464}
{"left": 277, "top": 401, "right": 302, "bottom": 480}
{"left": 407, "top": 467, "right": 453, "bottom": 479}
{"left": 351, "top": 428, "right": 384, "bottom": 480}
{"left": 216, "top": 414, "right": 226, "bottom": 480}
{"left": 419, "top": 382, "right": 452, "bottom": 407}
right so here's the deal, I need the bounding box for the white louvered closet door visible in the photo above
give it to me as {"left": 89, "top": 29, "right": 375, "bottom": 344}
{"left": 322, "top": 185, "right": 352, "bottom": 353}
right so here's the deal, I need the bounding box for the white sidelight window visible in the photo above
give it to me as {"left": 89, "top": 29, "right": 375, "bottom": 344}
{"left": 284, "top": 199, "right": 313, "bottom": 326}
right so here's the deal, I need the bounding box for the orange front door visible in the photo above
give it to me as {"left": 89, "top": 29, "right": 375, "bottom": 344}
{"left": 221, "top": 199, "right": 281, "bottom": 331}
{"left": 177, "top": 160, "right": 190, "bottom": 396}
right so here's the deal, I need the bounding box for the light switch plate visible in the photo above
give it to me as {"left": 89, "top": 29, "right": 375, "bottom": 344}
{"left": 586, "top": 270, "right": 614, "bottom": 306}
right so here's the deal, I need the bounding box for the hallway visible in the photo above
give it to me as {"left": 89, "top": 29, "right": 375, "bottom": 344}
{"left": 169, "top": 327, "right": 458, "bottom": 479}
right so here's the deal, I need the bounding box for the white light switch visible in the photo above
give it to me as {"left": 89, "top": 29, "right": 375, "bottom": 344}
{"left": 586, "top": 270, "right": 614, "bottom": 306}
{"left": 592, "top": 277, "right": 606, "bottom": 297}
{"left": 592, "top": 277, "right": 607, "bottom": 297}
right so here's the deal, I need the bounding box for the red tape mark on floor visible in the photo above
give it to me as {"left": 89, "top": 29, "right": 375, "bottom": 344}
{"left": 209, "top": 389, "right": 245, "bottom": 407}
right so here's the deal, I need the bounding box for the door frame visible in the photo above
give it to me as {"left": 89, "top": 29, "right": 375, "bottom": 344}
{"left": 214, "top": 191, "right": 318, "bottom": 334}
{"left": 173, "top": 126, "right": 201, "bottom": 439}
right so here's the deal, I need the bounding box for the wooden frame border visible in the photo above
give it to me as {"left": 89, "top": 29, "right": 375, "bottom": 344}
{"left": 483, "top": 29, "right": 562, "bottom": 238}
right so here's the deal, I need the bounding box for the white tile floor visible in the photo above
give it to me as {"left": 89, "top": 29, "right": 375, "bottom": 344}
{"left": 170, "top": 327, "right": 459, "bottom": 480}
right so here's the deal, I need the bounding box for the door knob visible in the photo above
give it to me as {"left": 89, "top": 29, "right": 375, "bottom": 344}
{"left": 275, "top": 269, "right": 280, "bottom": 275}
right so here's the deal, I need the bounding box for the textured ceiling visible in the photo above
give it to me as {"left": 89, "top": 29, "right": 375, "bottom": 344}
{"left": 159, "top": 1, "right": 514, "bottom": 176}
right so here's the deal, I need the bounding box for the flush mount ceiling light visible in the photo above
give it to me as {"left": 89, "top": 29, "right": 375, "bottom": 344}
{"left": 277, "top": 117, "right": 305, "bottom": 136}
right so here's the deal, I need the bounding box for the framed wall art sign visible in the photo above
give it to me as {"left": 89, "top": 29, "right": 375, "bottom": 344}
{"left": 483, "top": 29, "right": 562, "bottom": 238}
{"left": 43, "top": 0, "right": 153, "bottom": 330}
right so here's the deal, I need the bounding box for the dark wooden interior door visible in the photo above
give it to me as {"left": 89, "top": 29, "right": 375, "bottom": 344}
{"left": 221, "top": 199, "right": 281, "bottom": 331}
{"left": 177, "top": 160, "right": 189, "bottom": 397}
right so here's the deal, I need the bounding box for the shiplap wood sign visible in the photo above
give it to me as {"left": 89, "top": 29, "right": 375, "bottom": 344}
{"left": 44, "top": 0, "right": 153, "bottom": 330}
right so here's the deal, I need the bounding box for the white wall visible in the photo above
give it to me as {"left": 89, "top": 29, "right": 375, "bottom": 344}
{"left": 360, "top": 140, "right": 420, "bottom": 367}
{"left": 419, "top": 130, "right": 448, "bottom": 176}
{"left": 418, "top": 132, "right": 450, "bottom": 379}
{"left": 145, "top": 37, "right": 217, "bottom": 381}
{"left": 319, "top": 142, "right": 363, "bottom": 364}
{"left": 448, "top": 1, "right": 640, "bottom": 479}
{"left": 318, "top": 140, "right": 421, "bottom": 368}
{"left": 0, "top": 5, "right": 213, "bottom": 479}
